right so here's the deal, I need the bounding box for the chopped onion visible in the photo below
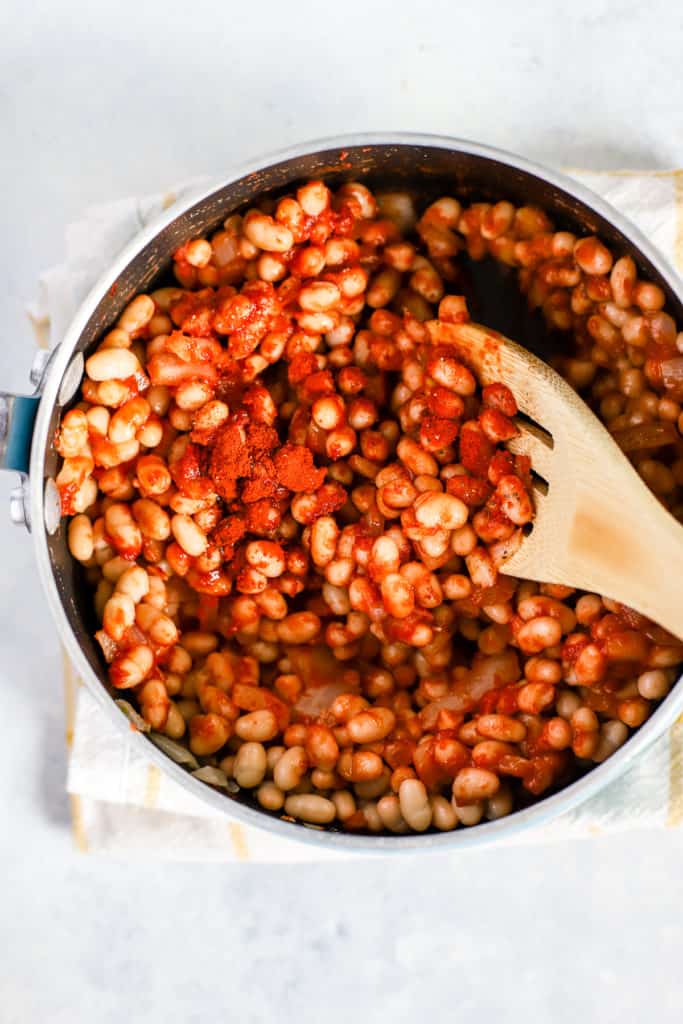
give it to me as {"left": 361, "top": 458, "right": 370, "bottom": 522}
{"left": 95, "top": 629, "right": 119, "bottom": 664}
{"left": 660, "top": 357, "right": 683, "bottom": 390}
{"left": 149, "top": 732, "right": 200, "bottom": 769}
{"left": 295, "top": 680, "right": 353, "bottom": 717}
{"left": 114, "top": 699, "right": 150, "bottom": 732}
{"left": 192, "top": 766, "right": 237, "bottom": 792}
{"left": 419, "top": 650, "right": 520, "bottom": 729}
{"left": 290, "top": 645, "right": 360, "bottom": 716}
{"left": 471, "top": 575, "right": 518, "bottom": 608}
{"left": 612, "top": 421, "right": 677, "bottom": 452}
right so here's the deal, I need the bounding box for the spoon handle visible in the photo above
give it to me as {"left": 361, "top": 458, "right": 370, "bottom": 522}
{"left": 506, "top": 472, "right": 683, "bottom": 641}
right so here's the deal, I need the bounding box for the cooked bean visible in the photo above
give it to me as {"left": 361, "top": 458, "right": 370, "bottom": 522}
{"left": 277, "top": 612, "right": 321, "bottom": 644}
{"left": 299, "top": 281, "right": 340, "bottom": 312}
{"left": 380, "top": 574, "right": 415, "bottom": 619}
{"left": 485, "top": 784, "right": 514, "bottom": 820}
{"left": 104, "top": 503, "right": 142, "bottom": 559}
{"left": 476, "top": 714, "right": 526, "bottom": 743}
{"left": 574, "top": 237, "right": 613, "bottom": 276}
{"left": 347, "top": 707, "right": 396, "bottom": 744}
{"left": 85, "top": 348, "right": 141, "bottom": 382}
{"left": 376, "top": 794, "right": 409, "bottom": 833}
{"left": 233, "top": 742, "right": 268, "bottom": 788}
{"left": 67, "top": 514, "right": 94, "bottom": 562}
{"left": 100, "top": 327, "right": 132, "bottom": 350}
{"left": 114, "top": 565, "right": 149, "bottom": 603}
{"left": 517, "top": 616, "right": 563, "bottom": 653}
{"left": 132, "top": 498, "right": 170, "bottom": 540}
{"left": 245, "top": 540, "right": 286, "bottom": 578}
{"left": 339, "top": 750, "right": 385, "bottom": 784}
{"left": 517, "top": 681, "right": 555, "bottom": 714}
{"left": 332, "top": 790, "right": 357, "bottom": 821}
{"left": 245, "top": 214, "right": 293, "bottom": 253}
{"left": 109, "top": 644, "right": 154, "bottom": 689}
{"left": 257, "top": 781, "right": 285, "bottom": 811}
{"left": 430, "top": 794, "right": 458, "bottom": 831}
{"left": 452, "top": 799, "right": 484, "bottom": 826}
{"left": 57, "top": 409, "right": 89, "bottom": 457}
{"left": 397, "top": 437, "right": 438, "bottom": 477}
{"left": 284, "top": 794, "right": 336, "bottom": 824}
{"left": 181, "top": 631, "right": 219, "bottom": 658}
{"left": 118, "top": 294, "right": 155, "bottom": 334}
{"left": 398, "top": 778, "right": 432, "bottom": 831}
{"left": 102, "top": 593, "right": 135, "bottom": 642}
{"left": 297, "top": 180, "right": 330, "bottom": 216}
{"left": 305, "top": 724, "right": 340, "bottom": 771}
{"left": 413, "top": 491, "right": 468, "bottom": 530}
{"left": 273, "top": 746, "right": 309, "bottom": 791}
{"left": 452, "top": 767, "right": 500, "bottom": 804}
{"left": 234, "top": 710, "right": 279, "bottom": 743}
{"left": 109, "top": 397, "right": 150, "bottom": 443}
{"left": 135, "top": 604, "right": 178, "bottom": 646}
{"left": 171, "top": 514, "right": 207, "bottom": 557}
{"left": 189, "top": 713, "right": 231, "bottom": 756}
{"left": 637, "top": 669, "right": 672, "bottom": 700}
{"left": 312, "top": 394, "right": 345, "bottom": 431}
{"left": 310, "top": 517, "right": 339, "bottom": 567}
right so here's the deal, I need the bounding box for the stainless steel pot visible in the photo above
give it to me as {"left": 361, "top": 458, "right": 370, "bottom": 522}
{"left": 5, "top": 133, "right": 683, "bottom": 852}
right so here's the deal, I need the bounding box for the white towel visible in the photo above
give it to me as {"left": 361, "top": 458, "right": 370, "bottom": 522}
{"left": 33, "top": 169, "right": 683, "bottom": 860}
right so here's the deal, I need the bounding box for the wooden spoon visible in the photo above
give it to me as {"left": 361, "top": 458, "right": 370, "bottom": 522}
{"left": 435, "top": 320, "right": 683, "bottom": 640}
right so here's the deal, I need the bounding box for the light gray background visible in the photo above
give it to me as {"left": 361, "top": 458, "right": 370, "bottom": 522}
{"left": 2, "top": 2, "right": 683, "bottom": 1021}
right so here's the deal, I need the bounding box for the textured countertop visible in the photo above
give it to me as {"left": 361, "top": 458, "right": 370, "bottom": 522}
{"left": 2, "top": 1, "right": 683, "bottom": 1021}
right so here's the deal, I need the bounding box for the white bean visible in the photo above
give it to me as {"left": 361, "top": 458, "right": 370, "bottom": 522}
{"left": 284, "top": 794, "right": 336, "bottom": 824}
{"left": 171, "top": 514, "right": 208, "bottom": 557}
{"left": 233, "top": 742, "right": 268, "bottom": 788}
{"left": 85, "top": 348, "right": 141, "bottom": 382}
{"left": 398, "top": 778, "right": 432, "bottom": 832}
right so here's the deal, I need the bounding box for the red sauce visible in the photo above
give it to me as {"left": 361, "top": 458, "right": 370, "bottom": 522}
{"left": 274, "top": 444, "right": 326, "bottom": 492}
{"left": 446, "top": 476, "right": 492, "bottom": 507}
{"left": 459, "top": 421, "right": 494, "bottom": 476}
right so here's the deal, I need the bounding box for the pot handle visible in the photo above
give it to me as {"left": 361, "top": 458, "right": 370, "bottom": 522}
{"left": 1, "top": 349, "right": 54, "bottom": 529}
{"left": 0, "top": 392, "right": 40, "bottom": 475}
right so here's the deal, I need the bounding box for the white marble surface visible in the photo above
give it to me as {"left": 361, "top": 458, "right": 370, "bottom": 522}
{"left": 2, "top": 1, "right": 683, "bottom": 1020}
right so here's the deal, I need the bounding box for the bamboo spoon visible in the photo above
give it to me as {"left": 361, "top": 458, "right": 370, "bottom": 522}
{"left": 437, "top": 321, "right": 683, "bottom": 640}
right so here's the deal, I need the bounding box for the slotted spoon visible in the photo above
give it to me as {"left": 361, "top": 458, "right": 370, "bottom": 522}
{"left": 439, "top": 321, "right": 683, "bottom": 640}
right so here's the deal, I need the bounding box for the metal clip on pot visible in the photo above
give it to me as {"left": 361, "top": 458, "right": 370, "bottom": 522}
{"left": 0, "top": 349, "right": 54, "bottom": 530}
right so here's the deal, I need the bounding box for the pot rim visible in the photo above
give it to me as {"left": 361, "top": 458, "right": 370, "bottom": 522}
{"left": 30, "top": 131, "right": 683, "bottom": 852}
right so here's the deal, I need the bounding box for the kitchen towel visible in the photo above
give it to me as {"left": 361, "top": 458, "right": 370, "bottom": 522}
{"left": 30, "top": 168, "right": 683, "bottom": 860}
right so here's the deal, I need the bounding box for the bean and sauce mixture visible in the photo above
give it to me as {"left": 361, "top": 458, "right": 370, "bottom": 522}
{"left": 57, "top": 179, "right": 683, "bottom": 833}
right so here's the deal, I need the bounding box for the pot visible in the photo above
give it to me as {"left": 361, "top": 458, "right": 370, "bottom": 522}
{"left": 4, "top": 133, "right": 682, "bottom": 852}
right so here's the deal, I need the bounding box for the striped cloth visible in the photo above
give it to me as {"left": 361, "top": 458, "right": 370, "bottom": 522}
{"left": 31, "top": 169, "right": 683, "bottom": 859}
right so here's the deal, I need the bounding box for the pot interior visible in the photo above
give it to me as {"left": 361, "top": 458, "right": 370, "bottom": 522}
{"left": 42, "top": 140, "right": 683, "bottom": 822}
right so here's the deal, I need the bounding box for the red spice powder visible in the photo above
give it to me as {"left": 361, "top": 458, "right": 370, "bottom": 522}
{"left": 209, "top": 424, "right": 251, "bottom": 498}
{"left": 246, "top": 423, "right": 279, "bottom": 458}
{"left": 241, "top": 461, "right": 277, "bottom": 503}
{"left": 213, "top": 515, "right": 246, "bottom": 554}
{"left": 288, "top": 352, "right": 319, "bottom": 386}
{"left": 274, "top": 444, "right": 326, "bottom": 492}
{"left": 208, "top": 417, "right": 280, "bottom": 501}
